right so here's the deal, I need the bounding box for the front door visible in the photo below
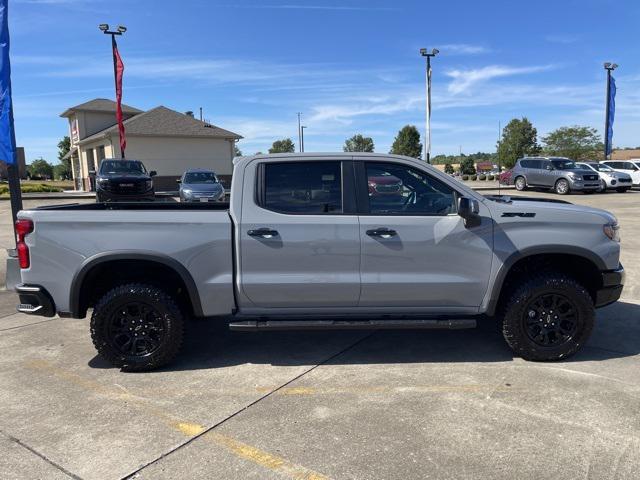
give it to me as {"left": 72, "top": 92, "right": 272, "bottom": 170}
{"left": 358, "top": 161, "right": 493, "bottom": 309}
{"left": 239, "top": 159, "right": 361, "bottom": 308}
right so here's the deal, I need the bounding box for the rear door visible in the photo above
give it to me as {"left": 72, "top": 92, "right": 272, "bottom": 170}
{"left": 356, "top": 160, "right": 493, "bottom": 309}
{"left": 238, "top": 159, "right": 361, "bottom": 308}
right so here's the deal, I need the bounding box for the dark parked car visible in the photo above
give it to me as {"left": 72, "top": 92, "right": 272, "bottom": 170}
{"left": 178, "top": 169, "right": 225, "bottom": 202}
{"left": 95, "top": 159, "right": 156, "bottom": 202}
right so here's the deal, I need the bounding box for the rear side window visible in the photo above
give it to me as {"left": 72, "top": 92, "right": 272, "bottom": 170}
{"left": 262, "top": 162, "right": 342, "bottom": 214}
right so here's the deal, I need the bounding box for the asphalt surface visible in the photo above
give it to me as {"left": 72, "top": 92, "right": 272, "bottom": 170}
{"left": 1, "top": 189, "right": 639, "bottom": 480}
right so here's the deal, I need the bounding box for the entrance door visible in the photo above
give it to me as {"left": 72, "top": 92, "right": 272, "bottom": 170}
{"left": 239, "top": 159, "right": 361, "bottom": 308}
{"left": 358, "top": 160, "right": 493, "bottom": 309}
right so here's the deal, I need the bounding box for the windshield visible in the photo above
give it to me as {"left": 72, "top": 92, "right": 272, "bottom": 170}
{"left": 589, "top": 163, "right": 613, "bottom": 172}
{"left": 551, "top": 159, "right": 577, "bottom": 170}
{"left": 100, "top": 160, "right": 146, "bottom": 174}
{"left": 183, "top": 172, "right": 218, "bottom": 184}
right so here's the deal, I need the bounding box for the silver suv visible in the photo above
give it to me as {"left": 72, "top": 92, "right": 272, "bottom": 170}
{"left": 511, "top": 157, "right": 600, "bottom": 195}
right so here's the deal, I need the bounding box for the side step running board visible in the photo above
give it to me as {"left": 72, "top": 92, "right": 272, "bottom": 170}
{"left": 229, "top": 319, "right": 476, "bottom": 332}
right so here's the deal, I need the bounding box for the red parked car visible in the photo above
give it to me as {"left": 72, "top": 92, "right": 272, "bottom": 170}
{"left": 499, "top": 169, "right": 513, "bottom": 185}
{"left": 368, "top": 174, "right": 403, "bottom": 196}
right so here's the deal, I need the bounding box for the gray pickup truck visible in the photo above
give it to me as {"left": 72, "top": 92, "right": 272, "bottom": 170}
{"left": 10, "top": 153, "right": 624, "bottom": 371}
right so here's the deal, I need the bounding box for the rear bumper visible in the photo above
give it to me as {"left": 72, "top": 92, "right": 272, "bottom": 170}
{"left": 595, "top": 264, "right": 625, "bottom": 308}
{"left": 15, "top": 284, "right": 56, "bottom": 317}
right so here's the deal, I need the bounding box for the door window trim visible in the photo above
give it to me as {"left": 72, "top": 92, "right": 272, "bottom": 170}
{"left": 254, "top": 160, "right": 357, "bottom": 215}
{"left": 354, "top": 160, "right": 459, "bottom": 216}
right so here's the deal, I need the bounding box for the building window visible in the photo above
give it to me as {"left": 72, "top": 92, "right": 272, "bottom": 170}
{"left": 86, "top": 148, "right": 96, "bottom": 171}
{"left": 97, "top": 145, "right": 105, "bottom": 161}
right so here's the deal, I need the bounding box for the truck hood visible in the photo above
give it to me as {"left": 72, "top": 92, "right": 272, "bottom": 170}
{"left": 485, "top": 195, "right": 617, "bottom": 224}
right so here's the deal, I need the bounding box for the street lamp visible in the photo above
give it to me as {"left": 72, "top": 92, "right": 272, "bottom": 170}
{"left": 301, "top": 125, "right": 307, "bottom": 152}
{"left": 420, "top": 48, "right": 438, "bottom": 163}
{"left": 603, "top": 62, "right": 618, "bottom": 160}
{"left": 98, "top": 24, "right": 127, "bottom": 158}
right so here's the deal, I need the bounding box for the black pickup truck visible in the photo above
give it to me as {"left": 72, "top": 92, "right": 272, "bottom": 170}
{"left": 94, "top": 159, "right": 156, "bottom": 202}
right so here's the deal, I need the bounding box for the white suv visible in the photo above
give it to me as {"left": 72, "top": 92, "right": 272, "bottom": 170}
{"left": 602, "top": 160, "right": 640, "bottom": 187}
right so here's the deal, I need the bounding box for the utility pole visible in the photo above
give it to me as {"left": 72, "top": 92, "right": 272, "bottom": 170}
{"left": 420, "top": 48, "right": 439, "bottom": 163}
{"left": 297, "top": 112, "right": 302, "bottom": 152}
{"left": 199, "top": 107, "right": 203, "bottom": 121}
{"left": 603, "top": 62, "right": 618, "bottom": 160}
{"left": 301, "top": 125, "right": 307, "bottom": 152}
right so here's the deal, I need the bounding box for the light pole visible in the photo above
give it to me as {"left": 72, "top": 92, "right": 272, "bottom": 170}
{"left": 297, "top": 112, "right": 302, "bottom": 152}
{"left": 603, "top": 62, "right": 618, "bottom": 161}
{"left": 420, "top": 47, "right": 438, "bottom": 164}
{"left": 301, "top": 125, "right": 307, "bottom": 152}
{"left": 99, "top": 23, "right": 127, "bottom": 158}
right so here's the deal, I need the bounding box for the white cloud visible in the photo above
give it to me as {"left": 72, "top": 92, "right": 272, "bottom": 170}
{"left": 446, "top": 65, "right": 555, "bottom": 94}
{"left": 439, "top": 44, "right": 491, "bottom": 55}
{"left": 545, "top": 34, "right": 580, "bottom": 44}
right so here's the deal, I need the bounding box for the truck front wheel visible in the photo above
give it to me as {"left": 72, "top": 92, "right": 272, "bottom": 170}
{"left": 90, "top": 283, "right": 184, "bottom": 372}
{"left": 501, "top": 273, "right": 594, "bottom": 361}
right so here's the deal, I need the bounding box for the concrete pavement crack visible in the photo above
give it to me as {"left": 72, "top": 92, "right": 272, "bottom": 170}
{"left": 121, "top": 330, "right": 377, "bottom": 480}
{"left": 0, "top": 429, "right": 82, "bottom": 480}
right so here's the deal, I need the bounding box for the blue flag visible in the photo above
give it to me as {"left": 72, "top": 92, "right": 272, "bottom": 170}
{"left": 606, "top": 75, "right": 616, "bottom": 156}
{"left": 0, "top": 0, "right": 16, "bottom": 166}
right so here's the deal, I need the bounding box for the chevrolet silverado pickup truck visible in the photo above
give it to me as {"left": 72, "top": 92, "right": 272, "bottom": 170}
{"left": 10, "top": 153, "right": 625, "bottom": 371}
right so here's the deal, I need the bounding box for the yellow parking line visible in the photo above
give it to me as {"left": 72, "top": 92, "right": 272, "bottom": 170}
{"left": 206, "top": 432, "right": 331, "bottom": 480}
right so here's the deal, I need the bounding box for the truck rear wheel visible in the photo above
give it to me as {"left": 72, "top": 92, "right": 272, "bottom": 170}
{"left": 500, "top": 273, "right": 594, "bottom": 361}
{"left": 90, "top": 283, "right": 184, "bottom": 372}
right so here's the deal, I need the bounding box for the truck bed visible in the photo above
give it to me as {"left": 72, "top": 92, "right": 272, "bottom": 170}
{"left": 32, "top": 201, "right": 230, "bottom": 211}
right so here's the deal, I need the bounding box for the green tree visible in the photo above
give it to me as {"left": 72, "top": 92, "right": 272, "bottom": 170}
{"left": 459, "top": 157, "right": 476, "bottom": 175}
{"left": 269, "top": 138, "right": 295, "bottom": 153}
{"left": 541, "top": 126, "right": 603, "bottom": 160}
{"left": 390, "top": 125, "right": 422, "bottom": 159}
{"left": 444, "top": 162, "right": 454, "bottom": 174}
{"left": 343, "top": 134, "right": 374, "bottom": 152}
{"left": 497, "top": 118, "right": 541, "bottom": 169}
{"left": 234, "top": 144, "right": 242, "bottom": 157}
{"left": 54, "top": 135, "right": 72, "bottom": 180}
{"left": 27, "top": 158, "right": 54, "bottom": 179}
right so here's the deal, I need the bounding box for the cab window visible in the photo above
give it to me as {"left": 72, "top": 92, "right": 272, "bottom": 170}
{"left": 365, "top": 162, "right": 456, "bottom": 215}
{"left": 262, "top": 161, "right": 343, "bottom": 214}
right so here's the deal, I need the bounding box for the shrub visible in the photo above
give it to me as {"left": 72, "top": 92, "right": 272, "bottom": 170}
{"left": 0, "top": 183, "right": 63, "bottom": 195}
{"left": 478, "top": 174, "right": 486, "bottom": 181}
{"left": 462, "top": 175, "right": 469, "bottom": 181}
{"left": 470, "top": 175, "right": 478, "bottom": 181}
{"left": 444, "top": 163, "right": 454, "bottom": 175}
{"left": 487, "top": 175, "right": 495, "bottom": 181}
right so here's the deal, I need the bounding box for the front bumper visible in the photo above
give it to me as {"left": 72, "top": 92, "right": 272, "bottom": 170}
{"left": 595, "top": 265, "right": 625, "bottom": 308}
{"left": 568, "top": 180, "right": 601, "bottom": 191}
{"left": 97, "top": 188, "right": 155, "bottom": 202}
{"left": 15, "top": 284, "right": 56, "bottom": 317}
{"left": 181, "top": 192, "right": 225, "bottom": 202}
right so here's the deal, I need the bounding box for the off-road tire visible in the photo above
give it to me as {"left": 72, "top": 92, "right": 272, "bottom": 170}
{"left": 500, "top": 273, "right": 594, "bottom": 361}
{"left": 91, "top": 283, "right": 184, "bottom": 372}
{"left": 514, "top": 176, "right": 527, "bottom": 191}
{"left": 554, "top": 178, "right": 570, "bottom": 195}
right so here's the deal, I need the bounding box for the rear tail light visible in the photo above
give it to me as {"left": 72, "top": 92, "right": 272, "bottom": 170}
{"left": 15, "top": 218, "right": 34, "bottom": 268}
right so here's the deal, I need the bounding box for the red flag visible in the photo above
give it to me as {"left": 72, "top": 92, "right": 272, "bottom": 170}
{"left": 113, "top": 38, "right": 126, "bottom": 156}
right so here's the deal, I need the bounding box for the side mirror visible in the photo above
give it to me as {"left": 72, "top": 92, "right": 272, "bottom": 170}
{"left": 149, "top": 170, "right": 157, "bottom": 177}
{"left": 458, "top": 197, "right": 480, "bottom": 227}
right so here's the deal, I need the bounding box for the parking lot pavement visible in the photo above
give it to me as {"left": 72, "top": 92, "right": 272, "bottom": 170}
{"left": 1, "top": 190, "right": 639, "bottom": 480}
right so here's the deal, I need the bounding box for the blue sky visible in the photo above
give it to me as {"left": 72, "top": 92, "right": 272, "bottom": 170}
{"left": 9, "top": 0, "right": 640, "bottom": 163}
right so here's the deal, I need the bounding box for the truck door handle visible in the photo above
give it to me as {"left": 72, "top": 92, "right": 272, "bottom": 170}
{"left": 248, "top": 228, "right": 279, "bottom": 238}
{"left": 366, "top": 228, "right": 397, "bottom": 238}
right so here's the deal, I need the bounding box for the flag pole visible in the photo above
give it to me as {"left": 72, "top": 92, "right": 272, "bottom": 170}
{"left": 0, "top": 0, "right": 22, "bottom": 243}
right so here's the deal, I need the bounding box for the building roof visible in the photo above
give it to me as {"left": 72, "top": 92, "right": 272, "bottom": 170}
{"left": 79, "top": 106, "right": 243, "bottom": 144}
{"left": 60, "top": 98, "right": 143, "bottom": 118}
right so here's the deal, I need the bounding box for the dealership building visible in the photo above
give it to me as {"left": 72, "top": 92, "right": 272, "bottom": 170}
{"left": 61, "top": 99, "right": 242, "bottom": 191}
